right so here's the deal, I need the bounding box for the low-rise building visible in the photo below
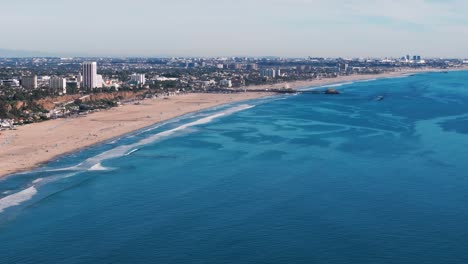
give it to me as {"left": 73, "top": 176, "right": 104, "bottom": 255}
{"left": 220, "top": 79, "right": 232, "bottom": 88}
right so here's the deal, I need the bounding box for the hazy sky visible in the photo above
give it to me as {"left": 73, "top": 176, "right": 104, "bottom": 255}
{"left": 1, "top": 0, "right": 468, "bottom": 57}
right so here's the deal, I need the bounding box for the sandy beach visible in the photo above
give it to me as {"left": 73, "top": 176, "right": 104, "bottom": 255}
{"left": 1, "top": 67, "right": 467, "bottom": 178}
{"left": 241, "top": 67, "right": 468, "bottom": 91}
{"left": 0, "top": 92, "right": 270, "bottom": 178}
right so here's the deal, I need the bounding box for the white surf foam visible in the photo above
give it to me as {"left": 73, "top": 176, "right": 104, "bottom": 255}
{"left": 300, "top": 77, "right": 396, "bottom": 91}
{"left": 0, "top": 186, "right": 38, "bottom": 213}
{"left": 323, "top": 81, "right": 355, "bottom": 88}
{"left": 32, "top": 178, "right": 44, "bottom": 184}
{"left": 0, "top": 172, "right": 82, "bottom": 214}
{"left": 298, "top": 82, "right": 355, "bottom": 91}
{"left": 359, "top": 78, "right": 378, "bottom": 82}
{"left": 125, "top": 149, "right": 140, "bottom": 156}
{"left": 49, "top": 104, "right": 255, "bottom": 173}
{"left": 0, "top": 104, "right": 256, "bottom": 215}
{"left": 88, "top": 163, "right": 109, "bottom": 171}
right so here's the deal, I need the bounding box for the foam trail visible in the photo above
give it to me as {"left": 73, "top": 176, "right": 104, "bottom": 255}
{"left": 0, "top": 187, "right": 38, "bottom": 213}
{"left": 0, "top": 171, "right": 83, "bottom": 214}
{"left": 0, "top": 104, "right": 255, "bottom": 215}
{"left": 300, "top": 77, "right": 397, "bottom": 91}
{"left": 32, "top": 178, "right": 44, "bottom": 184}
{"left": 322, "top": 81, "right": 355, "bottom": 88}
{"left": 125, "top": 149, "right": 140, "bottom": 156}
{"left": 43, "top": 104, "right": 255, "bottom": 173}
{"left": 89, "top": 163, "right": 109, "bottom": 171}
{"left": 359, "top": 78, "right": 378, "bottom": 82}
{"left": 298, "top": 82, "right": 355, "bottom": 91}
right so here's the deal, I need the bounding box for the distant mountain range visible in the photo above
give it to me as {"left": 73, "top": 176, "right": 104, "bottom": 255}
{"left": 0, "top": 49, "right": 169, "bottom": 58}
{"left": 0, "top": 48, "right": 58, "bottom": 58}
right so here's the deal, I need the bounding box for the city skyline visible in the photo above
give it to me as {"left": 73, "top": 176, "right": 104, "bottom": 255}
{"left": 1, "top": 0, "right": 468, "bottom": 58}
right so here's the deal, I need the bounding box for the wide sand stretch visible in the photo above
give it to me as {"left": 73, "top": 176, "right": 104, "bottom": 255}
{"left": 1, "top": 68, "right": 466, "bottom": 178}
{"left": 241, "top": 67, "right": 467, "bottom": 91}
{"left": 0, "top": 92, "right": 270, "bottom": 178}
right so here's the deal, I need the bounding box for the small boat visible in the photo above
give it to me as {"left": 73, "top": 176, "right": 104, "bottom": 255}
{"left": 375, "top": 96, "right": 384, "bottom": 101}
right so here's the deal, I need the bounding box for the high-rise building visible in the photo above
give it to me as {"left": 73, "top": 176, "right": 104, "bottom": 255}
{"left": 130, "top": 73, "right": 146, "bottom": 85}
{"left": 82, "top": 62, "right": 98, "bottom": 89}
{"left": 21, "top": 75, "right": 38, "bottom": 89}
{"left": 77, "top": 73, "right": 83, "bottom": 87}
{"left": 261, "top": 68, "right": 276, "bottom": 78}
{"left": 49, "top": 77, "right": 67, "bottom": 94}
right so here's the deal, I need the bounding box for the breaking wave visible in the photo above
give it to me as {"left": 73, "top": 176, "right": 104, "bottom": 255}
{"left": 0, "top": 104, "right": 255, "bottom": 214}
{"left": 0, "top": 187, "right": 38, "bottom": 213}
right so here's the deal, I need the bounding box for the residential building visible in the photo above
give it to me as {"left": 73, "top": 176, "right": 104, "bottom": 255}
{"left": 0, "top": 79, "right": 20, "bottom": 87}
{"left": 261, "top": 68, "right": 276, "bottom": 78}
{"left": 22, "top": 75, "right": 38, "bottom": 89}
{"left": 96, "top": 74, "right": 103, "bottom": 88}
{"left": 49, "top": 76, "right": 67, "bottom": 94}
{"left": 130, "top": 73, "right": 146, "bottom": 85}
{"left": 220, "top": 79, "right": 232, "bottom": 88}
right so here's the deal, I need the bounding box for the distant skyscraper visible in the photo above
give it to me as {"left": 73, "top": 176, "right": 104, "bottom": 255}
{"left": 21, "top": 75, "right": 38, "bottom": 89}
{"left": 82, "top": 62, "right": 98, "bottom": 89}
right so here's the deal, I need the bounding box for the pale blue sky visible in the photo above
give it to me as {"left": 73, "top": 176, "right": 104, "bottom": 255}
{"left": 1, "top": 0, "right": 468, "bottom": 57}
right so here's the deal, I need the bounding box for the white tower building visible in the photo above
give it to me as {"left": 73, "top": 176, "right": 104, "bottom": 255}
{"left": 82, "top": 62, "right": 98, "bottom": 89}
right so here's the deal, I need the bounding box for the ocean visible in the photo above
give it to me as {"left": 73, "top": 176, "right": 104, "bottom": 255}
{"left": 1, "top": 71, "right": 468, "bottom": 263}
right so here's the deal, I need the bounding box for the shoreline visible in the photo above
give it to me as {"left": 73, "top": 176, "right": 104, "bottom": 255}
{"left": 1, "top": 67, "right": 467, "bottom": 179}
{"left": 0, "top": 92, "right": 271, "bottom": 179}
{"left": 240, "top": 66, "right": 468, "bottom": 91}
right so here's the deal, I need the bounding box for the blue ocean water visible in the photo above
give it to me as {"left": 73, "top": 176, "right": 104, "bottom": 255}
{"left": 1, "top": 71, "right": 468, "bottom": 263}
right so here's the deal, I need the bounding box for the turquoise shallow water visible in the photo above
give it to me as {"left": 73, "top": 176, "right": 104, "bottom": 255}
{"left": 1, "top": 71, "right": 468, "bottom": 263}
